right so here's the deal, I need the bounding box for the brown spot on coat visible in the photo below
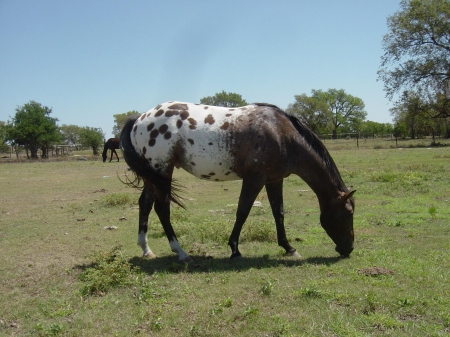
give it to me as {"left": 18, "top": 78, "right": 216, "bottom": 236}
{"left": 154, "top": 104, "right": 162, "bottom": 110}
{"left": 188, "top": 118, "right": 197, "bottom": 126}
{"left": 147, "top": 122, "right": 155, "bottom": 131}
{"left": 187, "top": 139, "right": 194, "bottom": 145}
{"left": 176, "top": 120, "right": 183, "bottom": 129}
{"left": 154, "top": 109, "right": 164, "bottom": 117}
{"left": 226, "top": 113, "right": 232, "bottom": 117}
{"left": 164, "top": 131, "right": 172, "bottom": 140}
{"left": 149, "top": 139, "right": 156, "bottom": 147}
{"left": 180, "top": 111, "right": 190, "bottom": 120}
{"left": 204, "top": 114, "right": 215, "bottom": 125}
{"left": 150, "top": 129, "right": 159, "bottom": 139}
{"left": 209, "top": 172, "right": 215, "bottom": 176}
{"left": 142, "top": 146, "right": 147, "bottom": 154}
{"left": 168, "top": 103, "right": 189, "bottom": 110}
{"left": 133, "top": 125, "right": 138, "bottom": 133}
{"left": 189, "top": 125, "right": 197, "bottom": 130}
{"left": 165, "top": 110, "right": 179, "bottom": 117}
{"left": 201, "top": 175, "right": 210, "bottom": 179}
{"left": 191, "top": 162, "right": 196, "bottom": 166}
{"left": 208, "top": 142, "right": 213, "bottom": 145}
{"left": 220, "top": 122, "right": 230, "bottom": 130}
{"left": 159, "top": 124, "right": 169, "bottom": 134}
{"left": 140, "top": 114, "right": 146, "bottom": 121}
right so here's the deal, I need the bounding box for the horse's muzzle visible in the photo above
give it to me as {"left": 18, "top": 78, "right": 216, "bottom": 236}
{"left": 335, "top": 245, "right": 354, "bottom": 257}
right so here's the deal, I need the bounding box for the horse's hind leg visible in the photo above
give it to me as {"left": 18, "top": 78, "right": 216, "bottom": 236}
{"left": 153, "top": 188, "right": 192, "bottom": 263}
{"left": 228, "top": 177, "right": 266, "bottom": 259}
{"left": 138, "top": 184, "right": 156, "bottom": 258}
{"left": 265, "top": 180, "right": 300, "bottom": 258}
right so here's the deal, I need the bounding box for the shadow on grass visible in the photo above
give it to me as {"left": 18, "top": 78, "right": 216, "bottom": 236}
{"left": 128, "top": 254, "right": 344, "bottom": 275}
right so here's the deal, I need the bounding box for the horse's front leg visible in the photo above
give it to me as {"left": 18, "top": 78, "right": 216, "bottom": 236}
{"left": 154, "top": 190, "right": 192, "bottom": 263}
{"left": 228, "top": 177, "right": 265, "bottom": 259}
{"left": 138, "top": 184, "right": 156, "bottom": 258}
{"left": 265, "top": 180, "right": 301, "bottom": 258}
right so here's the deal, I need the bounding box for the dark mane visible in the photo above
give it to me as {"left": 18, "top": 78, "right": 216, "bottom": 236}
{"left": 254, "top": 104, "right": 348, "bottom": 193}
{"left": 287, "top": 115, "right": 348, "bottom": 192}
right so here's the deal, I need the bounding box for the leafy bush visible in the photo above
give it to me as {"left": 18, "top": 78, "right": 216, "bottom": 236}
{"left": 79, "top": 246, "right": 138, "bottom": 296}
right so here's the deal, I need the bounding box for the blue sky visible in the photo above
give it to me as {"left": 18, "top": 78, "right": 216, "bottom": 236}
{"left": 0, "top": 1, "right": 400, "bottom": 138}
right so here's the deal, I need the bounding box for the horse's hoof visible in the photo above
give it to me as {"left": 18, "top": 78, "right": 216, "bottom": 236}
{"left": 286, "top": 251, "right": 302, "bottom": 259}
{"left": 143, "top": 252, "right": 156, "bottom": 259}
{"left": 181, "top": 256, "right": 193, "bottom": 264}
{"left": 230, "top": 254, "right": 243, "bottom": 261}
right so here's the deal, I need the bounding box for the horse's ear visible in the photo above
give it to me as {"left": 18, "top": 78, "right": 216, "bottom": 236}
{"left": 343, "top": 190, "right": 356, "bottom": 201}
{"left": 339, "top": 190, "right": 356, "bottom": 202}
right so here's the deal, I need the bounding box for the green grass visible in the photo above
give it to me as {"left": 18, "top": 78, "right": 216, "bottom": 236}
{"left": 1, "top": 139, "right": 450, "bottom": 336}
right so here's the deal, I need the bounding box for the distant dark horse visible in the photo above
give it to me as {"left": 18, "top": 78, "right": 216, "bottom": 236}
{"left": 120, "top": 101, "right": 355, "bottom": 262}
{"left": 102, "top": 138, "right": 120, "bottom": 162}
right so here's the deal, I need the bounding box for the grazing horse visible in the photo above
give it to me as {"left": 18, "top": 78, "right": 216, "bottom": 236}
{"left": 120, "top": 101, "right": 355, "bottom": 262}
{"left": 102, "top": 138, "right": 120, "bottom": 162}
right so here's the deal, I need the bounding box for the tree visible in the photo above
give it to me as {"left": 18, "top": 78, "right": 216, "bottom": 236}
{"left": 378, "top": 0, "right": 450, "bottom": 116}
{"left": 200, "top": 90, "right": 248, "bottom": 107}
{"left": 0, "top": 121, "right": 9, "bottom": 153}
{"left": 113, "top": 110, "right": 140, "bottom": 138}
{"left": 79, "top": 127, "right": 104, "bottom": 155}
{"left": 60, "top": 124, "right": 83, "bottom": 149}
{"left": 4, "top": 101, "right": 60, "bottom": 159}
{"left": 286, "top": 94, "right": 332, "bottom": 134}
{"left": 390, "top": 90, "right": 447, "bottom": 139}
{"left": 312, "top": 89, "right": 367, "bottom": 138}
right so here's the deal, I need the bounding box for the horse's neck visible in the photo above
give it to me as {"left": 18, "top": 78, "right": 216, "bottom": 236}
{"left": 102, "top": 144, "right": 108, "bottom": 156}
{"left": 294, "top": 155, "right": 342, "bottom": 204}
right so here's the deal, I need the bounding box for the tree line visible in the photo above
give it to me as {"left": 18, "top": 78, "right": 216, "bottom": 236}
{"left": 1, "top": 101, "right": 105, "bottom": 159}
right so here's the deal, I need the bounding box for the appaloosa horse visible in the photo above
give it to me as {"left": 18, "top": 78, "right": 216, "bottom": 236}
{"left": 102, "top": 138, "right": 120, "bottom": 162}
{"left": 120, "top": 101, "right": 355, "bottom": 262}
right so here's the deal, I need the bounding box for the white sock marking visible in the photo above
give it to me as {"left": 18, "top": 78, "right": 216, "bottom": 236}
{"left": 169, "top": 237, "right": 190, "bottom": 261}
{"left": 137, "top": 231, "right": 153, "bottom": 257}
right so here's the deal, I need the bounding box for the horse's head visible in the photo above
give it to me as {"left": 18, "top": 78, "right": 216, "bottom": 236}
{"left": 320, "top": 190, "right": 356, "bottom": 257}
{"left": 102, "top": 153, "right": 107, "bottom": 162}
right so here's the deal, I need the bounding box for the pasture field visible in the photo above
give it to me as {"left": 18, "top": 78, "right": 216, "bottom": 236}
{"left": 1, "top": 138, "right": 449, "bottom": 336}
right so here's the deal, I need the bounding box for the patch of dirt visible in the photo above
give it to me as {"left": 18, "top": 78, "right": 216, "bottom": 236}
{"left": 357, "top": 266, "right": 394, "bottom": 276}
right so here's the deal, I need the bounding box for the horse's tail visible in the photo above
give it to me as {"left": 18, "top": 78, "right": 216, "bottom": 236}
{"left": 119, "top": 117, "right": 185, "bottom": 208}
